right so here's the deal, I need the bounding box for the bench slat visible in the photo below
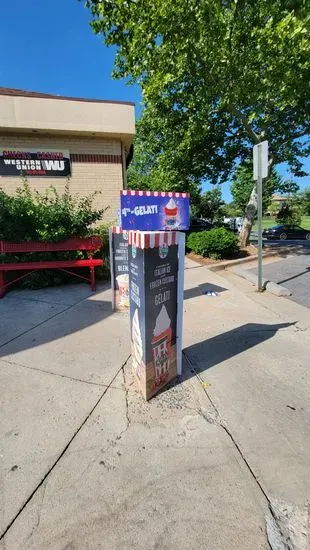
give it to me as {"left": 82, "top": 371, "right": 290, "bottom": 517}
{"left": 0, "top": 236, "right": 102, "bottom": 254}
{"left": 0, "top": 259, "right": 103, "bottom": 272}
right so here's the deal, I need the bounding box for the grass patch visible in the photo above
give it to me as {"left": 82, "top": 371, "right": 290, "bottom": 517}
{"left": 252, "top": 216, "right": 310, "bottom": 231}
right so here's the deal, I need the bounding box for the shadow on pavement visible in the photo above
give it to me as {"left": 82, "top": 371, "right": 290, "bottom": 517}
{"left": 184, "top": 282, "right": 227, "bottom": 300}
{"left": 279, "top": 267, "right": 310, "bottom": 285}
{"left": 154, "top": 322, "right": 296, "bottom": 400}
{"left": 183, "top": 322, "right": 295, "bottom": 373}
{"left": 261, "top": 242, "right": 310, "bottom": 257}
{"left": 0, "top": 300, "right": 113, "bottom": 357}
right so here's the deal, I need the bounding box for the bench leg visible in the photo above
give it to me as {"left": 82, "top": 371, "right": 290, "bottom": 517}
{"left": 0, "top": 271, "right": 5, "bottom": 298}
{"left": 90, "top": 267, "right": 96, "bottom": 291}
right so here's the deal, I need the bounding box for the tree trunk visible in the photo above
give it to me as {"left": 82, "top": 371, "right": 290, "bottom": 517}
{"left": 238, "top": 156, "right": 274, "bottom": 248}
{"left": 239, "top": 185, "right": 258, "bottom": 248}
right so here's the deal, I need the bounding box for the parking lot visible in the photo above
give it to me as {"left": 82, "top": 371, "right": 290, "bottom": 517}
{"left": 249, "top": 253, "right": 310, "bottom": 308}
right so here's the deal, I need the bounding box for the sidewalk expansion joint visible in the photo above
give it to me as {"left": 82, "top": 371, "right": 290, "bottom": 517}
{"left": 0, "top": 354, "right": 131, "bottom": 542}
{"left": 23, "top": 480, "right": 47, "bottom": 546}
{"left": 183, "top": 350, "right": 288, "bottom": 550}
{"left": 0, "top": 358, "right": 109, "bottom": 388}
{"left": 4, "top": 295, "right": 74, "bottom": 306}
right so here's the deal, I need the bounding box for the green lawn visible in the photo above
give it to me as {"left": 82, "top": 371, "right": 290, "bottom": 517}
{"left": 252, "top": 216, "right": 310, "bottom": 231}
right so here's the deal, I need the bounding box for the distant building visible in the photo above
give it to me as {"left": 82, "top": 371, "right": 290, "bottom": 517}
{"left": 0, "top": 87, "right": 135, "bottom": 221}
{"left": 270, "top": 194, "right": 289, "bottom": 208}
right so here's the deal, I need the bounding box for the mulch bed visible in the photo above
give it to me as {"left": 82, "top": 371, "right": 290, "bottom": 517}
{"left": 187, "top": 244, "right": 257, "bottom": 266}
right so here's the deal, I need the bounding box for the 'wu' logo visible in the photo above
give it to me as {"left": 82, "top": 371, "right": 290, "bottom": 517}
{"left": 42, "top": 160, "right": 65, "bottom": 171}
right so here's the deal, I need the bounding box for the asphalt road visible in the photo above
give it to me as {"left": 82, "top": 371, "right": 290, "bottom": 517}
{"left": 263, "top": 239, "right": 310, "bottom": 250}
{"left": 249, "top": 254, "right": 310, "bottom": 308}
{"left": 250, "top": 235, "right": 310, "bottom": 251}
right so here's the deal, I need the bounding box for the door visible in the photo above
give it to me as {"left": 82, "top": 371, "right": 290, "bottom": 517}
{"left": 285, "top": 225, "right": 297, "bottom": 239}
{"left": 293, "top": 226, "right": 306, "bottom": 239}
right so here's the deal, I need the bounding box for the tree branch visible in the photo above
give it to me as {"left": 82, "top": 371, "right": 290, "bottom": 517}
{"left": 274, "top": 128, "right": 310, "bottom": 149}
{"left": 225, "top": 103, "right": 260, "bottom": 144}
{"left": 228, "top": 0, "right": 240, "bottom": 53}
{"left": 268, "top": 156, "right": 274, "bottom": 177}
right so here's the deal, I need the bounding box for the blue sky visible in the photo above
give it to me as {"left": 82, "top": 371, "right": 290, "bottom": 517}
{"left": 1, "top": 0, "right": 309, "bottom": 202}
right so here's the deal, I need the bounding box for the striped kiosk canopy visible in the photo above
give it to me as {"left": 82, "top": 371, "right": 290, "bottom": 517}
{"left": 128, "top": 231, "right": 180, "bottom": 249}
{"left": 121, "top": 190, "right": 190, "bottom": 198}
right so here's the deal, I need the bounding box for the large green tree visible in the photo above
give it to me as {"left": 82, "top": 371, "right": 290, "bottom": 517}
{"left": 276, "top": 197, "right": 303, "bottom": 225}
{"left": 193, "top": 187, "right": 225, "bottom": 222}
{"left": 223, "top": 201, "right": 242, "bottom": 218}
{"left": 300, "top": 187, "right": 310, "bottom": 215}
{"left": 86, "top": 0, "right": 310, "bottom": 245}
{"left": 231, "top": 163, "right": 283, "bottom": 214}
{"left": 127, "top": 131, "right": 201, "bottom": 204}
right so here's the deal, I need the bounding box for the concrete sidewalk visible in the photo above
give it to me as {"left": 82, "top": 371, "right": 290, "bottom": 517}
{"left": 1, "top": 263, "right": 310, "bottom": 549}
{"left": 183, "top": 261, "right": 310, "bottom": 548}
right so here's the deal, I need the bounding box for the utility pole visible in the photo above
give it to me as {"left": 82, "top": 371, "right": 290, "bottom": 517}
{"left": 253, "top": 141, "right": 268, "bottom": 292}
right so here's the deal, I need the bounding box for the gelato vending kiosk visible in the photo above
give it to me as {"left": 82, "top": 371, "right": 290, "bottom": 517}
{"left": 109, "top": 226, "right": 129, "bottom": 312}
{"left": 128, "top": 230, "right": 185, "bottom": 400}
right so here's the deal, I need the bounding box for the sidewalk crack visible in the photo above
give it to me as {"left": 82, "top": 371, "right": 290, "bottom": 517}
{"left": 183, "top": 350, "right": 290, "bottom": 550}
{"left": 122, "top": 364, "right": 131, "bottom": 429}
{"left": 0, "top": 355, "right": 131, "bottom": 541}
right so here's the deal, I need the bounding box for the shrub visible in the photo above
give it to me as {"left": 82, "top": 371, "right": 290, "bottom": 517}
{"left": 186, "top": 231, "right": 199, "bottom": 252}
{"left": 187, "top": 228, "right": 239, "bottom": 259}
{"left": 276, "top": 201, "right": 302, "bottom": 226}
{"left": 0, "top": 179, "right": 111, "bottom": 288}
{"left": 0, "top": 179, "right": 106, "bottom": 242}
{"left": 90, "top": 223, "right": 114, "bottom": 281}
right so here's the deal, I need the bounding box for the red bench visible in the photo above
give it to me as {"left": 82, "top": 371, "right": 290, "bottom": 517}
{"left": 0, "top": 236, "right": 103, "bottom": 298}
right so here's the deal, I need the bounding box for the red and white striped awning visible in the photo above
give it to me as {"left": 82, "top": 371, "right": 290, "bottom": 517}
{"left": 111, "top": 226, "right": 128, "bottom": 234}
{"left": 128, "top": 231, "right": 180, "bottom": 249}
{"left": 121, "top": 190, "right": 190, "bottom": 198}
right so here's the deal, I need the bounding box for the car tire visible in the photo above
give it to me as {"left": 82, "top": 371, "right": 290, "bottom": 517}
{"left": 306, "top": 233, "right": 310, "bottom": 240}
{"left": 280, "top": 232, "right": 287, "bottom": 240}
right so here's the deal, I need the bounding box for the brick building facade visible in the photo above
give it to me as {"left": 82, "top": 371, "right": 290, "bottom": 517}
{"left": 0, "top": 88, "right": 135, "bottom": 222}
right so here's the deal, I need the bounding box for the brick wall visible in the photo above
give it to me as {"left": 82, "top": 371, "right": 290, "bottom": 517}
{"left": 0, "top": 134, "right": 125, "bottom": 223}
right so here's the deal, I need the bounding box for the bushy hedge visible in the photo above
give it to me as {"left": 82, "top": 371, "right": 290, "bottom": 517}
{"left": 91, "top": 223, "right": 112, "bottom": 281}
{"left": 187, "top": 228, "right": 239, "bottom": 259}
{"left": 0, "top": 180, "right": 111, "bottom": 288}
{"left": 0, "top": 179, "right": 105, "bottom": 242}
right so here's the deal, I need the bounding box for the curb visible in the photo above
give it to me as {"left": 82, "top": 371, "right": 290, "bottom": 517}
{"left": 265, "top": 281, "right": 292, "bottom": 297}
{"left": 208, "top": 244, "right": 305, "bottom": 273}
{"left": 230, "top": 266, "right": 268, "bottom": 289}
{"left": 208, "top": 254, "right": 260, "bottom": 272}
{"left": 230, "top": 266, "right": 292, "bottom": 297}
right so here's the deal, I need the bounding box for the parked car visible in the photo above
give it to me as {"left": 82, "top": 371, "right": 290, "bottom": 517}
{"left": 263, "top": 225, "right": 310, "bottom": 240}
{"left": 223, "top": 217, "right": 244, "bottom": 233}
{"left": 186, "top": 218, "right": 213, "bottom": 234}
{"left": 186, "top": 218, "right": 237, "bottom": 236}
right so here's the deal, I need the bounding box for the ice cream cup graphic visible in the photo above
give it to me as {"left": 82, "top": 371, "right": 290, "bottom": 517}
{"left": 164, "top": 198, "right": 178, "bottom": 226}
{"left": 116, "top": 273, "right": 129, "bottom": 307}
{"left": 152, "top": 305, "right": 172, "bottom": 386}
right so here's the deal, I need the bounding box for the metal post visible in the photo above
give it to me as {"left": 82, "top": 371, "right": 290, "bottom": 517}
{"left": 257, "top": 144, "right": 263, "bottom": 292}
{"left": 176, "top": 232, "right": 185, "bottom": 375}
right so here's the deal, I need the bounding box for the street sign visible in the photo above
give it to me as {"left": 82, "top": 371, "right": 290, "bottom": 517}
{"left": 253, "top": 140, "right": 268, "bottom": 180}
